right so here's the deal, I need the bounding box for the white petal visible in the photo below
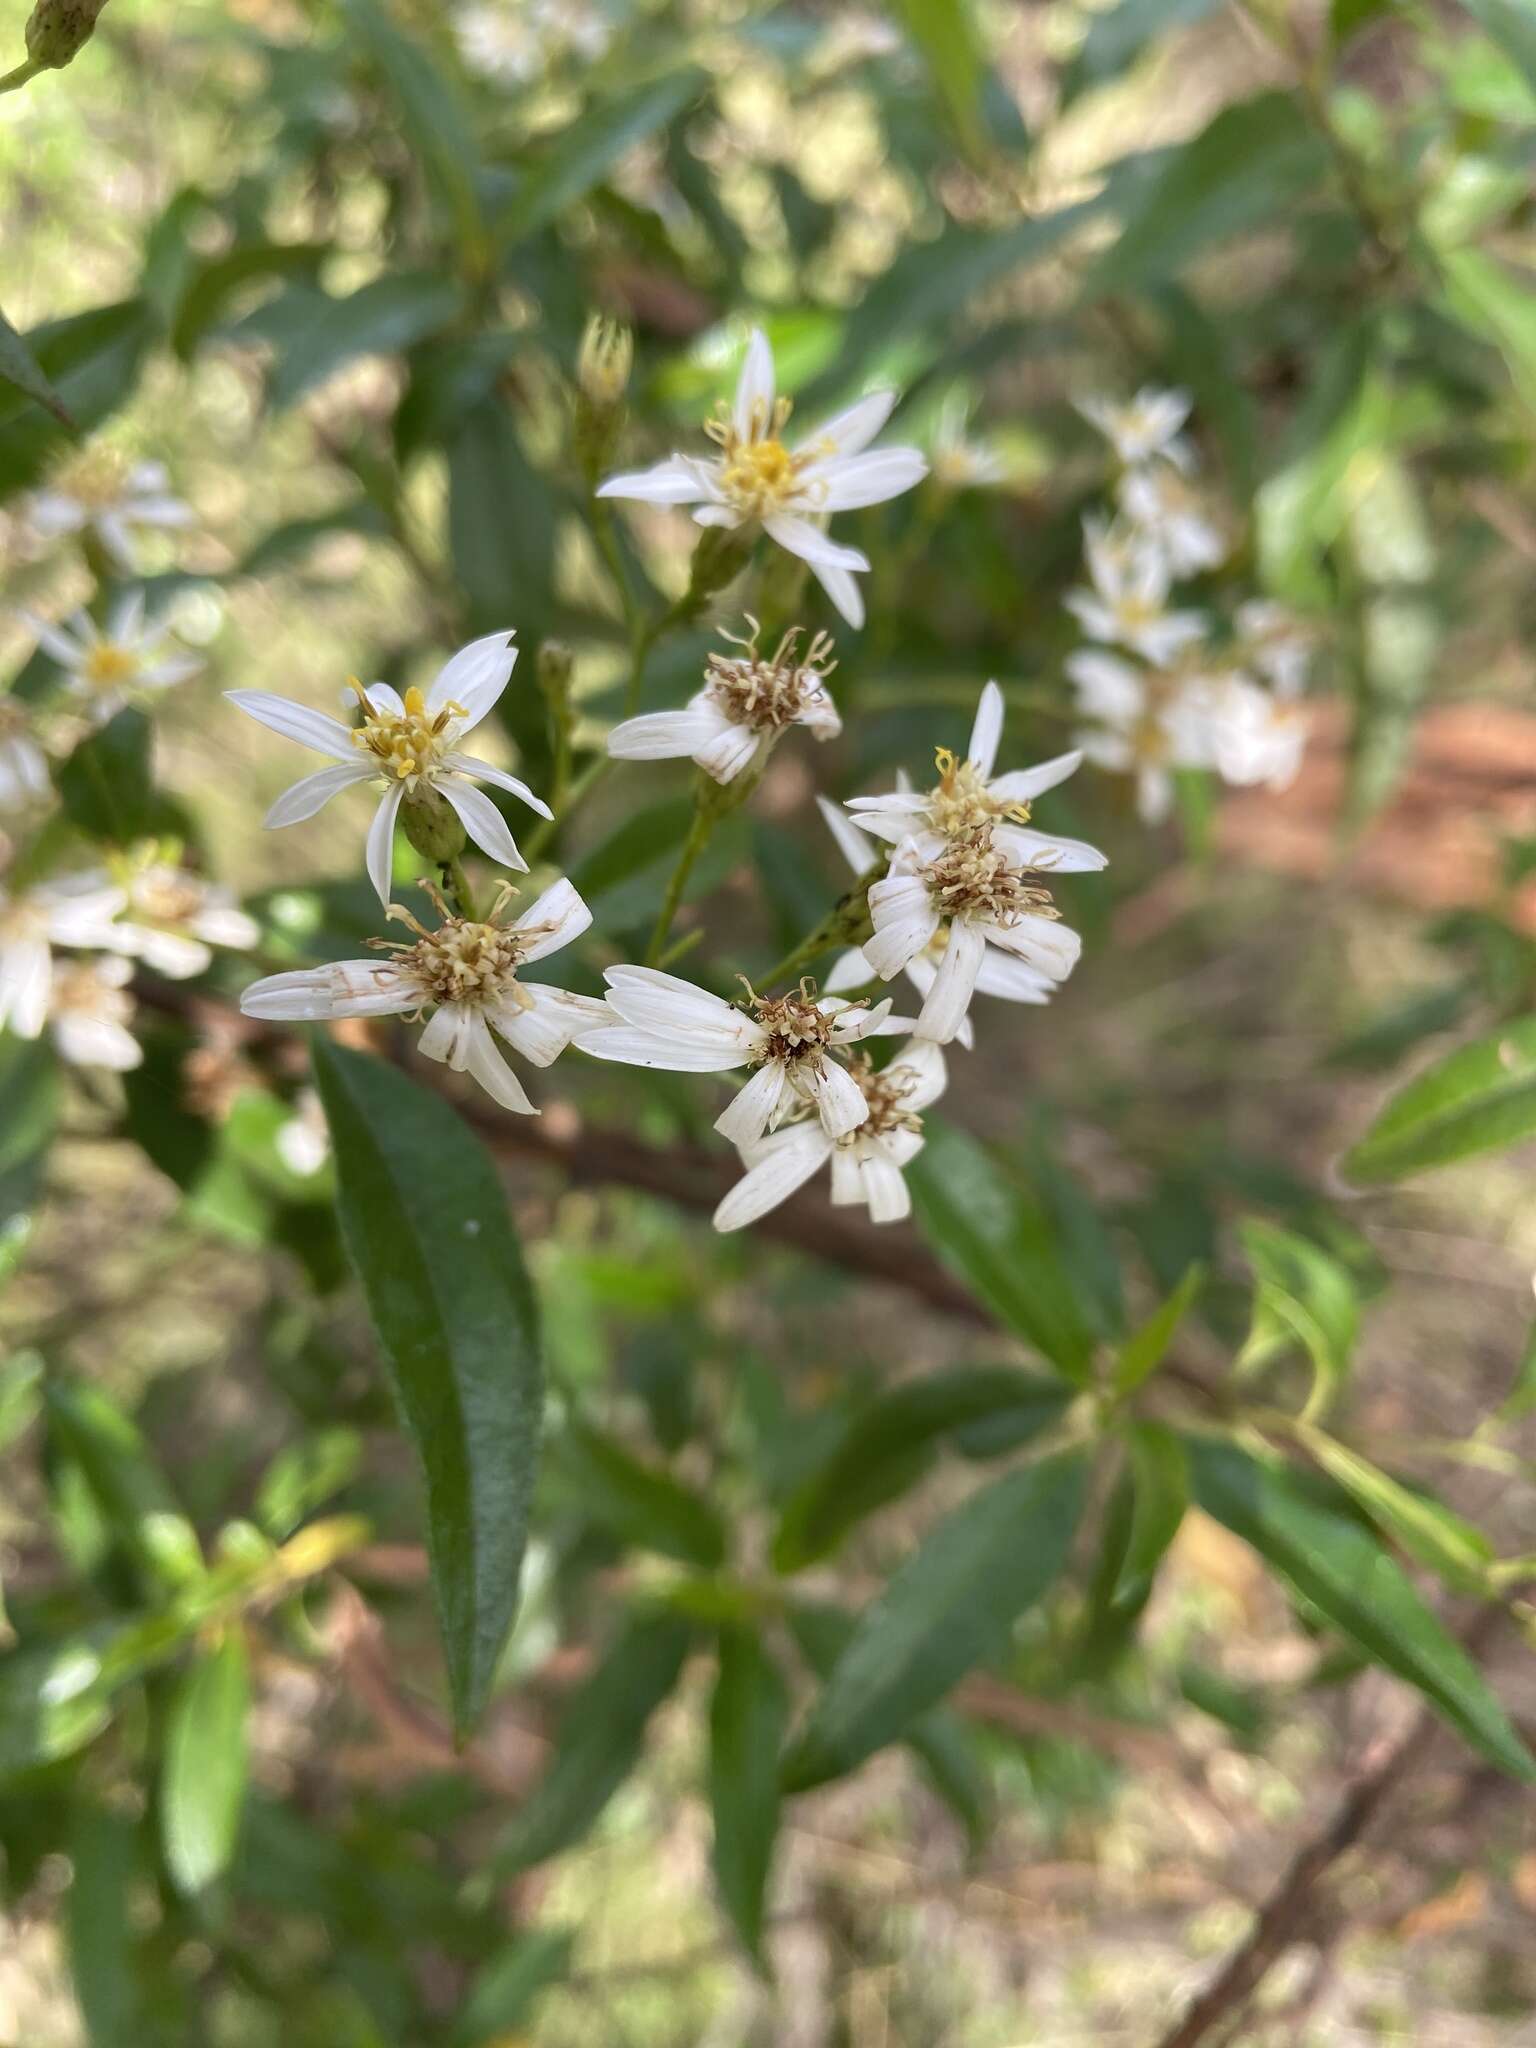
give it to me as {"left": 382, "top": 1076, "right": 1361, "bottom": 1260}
{"left": 857, "top": 1145, "right": 911, "bottom": 1224}
{"left": 600, "top": 964, "right": 755, "bottom": 1042}
{"left": 713, "top": 1123, "right": 833, "bottom": 1232}
{"left": 694, "top": 721, "right": 762, "bottom": 784}
{"left": 796, "top": 388, "right": 896, "bottom": 460}
{"left": 916, "top": 921, "right": 985, "bottom": 1043}
{"left": 240, "top": 962, "right": 413, "bottom": 1021}
{"left": 984, "top": 913, "right": 1081, "bottom": 980}
{"left": 864, "top": 873, "right": 939, "bottom": 979}
{"left": 992, "top": 823, "right": 1107, "bottom": 874}
{"left": 1066, "top": 650, "right": 1145, "bottom": 723}
{"left": 226, "top": 689, "right": 359, "bottom": 763}
{"left": 733, "top": 327, "right": 776, "bottom": 438}
{"left": 442, "top": 754, "right": 551, "bottom": 816}
{"left": 124, "top": 927, "right": 211, "bottom": 978}
{"left": 714, "top": 1060, "right": 788, "bottom": 1146}
{"left": 109, "top": 589, "right": 146, "bottom": 642}
{"left": 491, "top": 986, "right": 607, "bottom": 1067}
{"left": 22, "top": 611, "right": 86, "bottom": 665}
{"left": 0, "top": 937, "right": 50, "bottom": 1038}
{"left": 828, "top": 997, "right": 901, "bottom": 1042}
{"left": 762, "top": 514, "right": 869, "bottom": 574}
{"left": 578, "top": 1023, "right": 751, "bottom": 1072}
{"left": 824, "top": 945, "right": 875, "bottom": 994}
{"left": 803, "top": 1055, "right": 868, "bottom": 1139}
{"left": 429, "top": 630, "right": 516, "bottom": 725}
{"left": 596, "top": 457, "right": 710, "bottom": 505}
{"left": 366, "top": 782, "right": 405, "bottom": 908}
{"left": 988, "top": 750, "right": 1083, "bottom": 803}
{"left": 818, "top": 794, "right": 877, "bottom": 875}
{"left": 364, "top": 684, "right": 404, "bottom": 717}
{"left": 813, "top": 448, "right": 928, "bottom": 511}
{"left": 463, "top": 1017, "right": 536, "bottom": 1113}
{"left": 890, "top": 1035, "right": 948, "bottom": 1111}
{"left": 974, "top": 950, "right": 1054, "bottom": 1003}
{"left": 439, "top": 779, "right": 528, "bottom": 873}
{"left": 808, "top": 555, "right": 865, "bottom": 628}
{"left": 55, "top": 1014, "right": 141, "bottom": 1071}
{"left": 966, "top": 681, "right": 1005, "bottom": 778}
{"left": 264, "top": 761, "right": 374, "bottom": 828}
{"left": 829, "top": 1144, "right": 863, "bottom": 1206}
{"left": 606, "top": 708, "right": 728, "bottom": 762}
{"left": 512, "top": 877, "right": 592, "bottom": 961}
{"left": 418, "top": 1002, "right": 475, "bottom": 1068}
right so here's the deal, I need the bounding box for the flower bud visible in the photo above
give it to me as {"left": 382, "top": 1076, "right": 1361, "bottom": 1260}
{"left": 400, "top": 785, "right": 467, "bottom": 864}
{"left": 685, "top": 523, "right": 753, "bottom": 609}
{"left": 537, "top": 639, "right": 575, "bottom": 701}
{"left": 24, "top": 0, "right": 110, "bottom": 69}
{"left": 577, "top": 315, "right": 632, "bottom": 409}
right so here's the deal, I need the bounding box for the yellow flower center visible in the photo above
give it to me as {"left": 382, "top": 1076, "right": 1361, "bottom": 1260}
{"left": 927, "top": 748, "right": 1029, "bottom": 835}
{"left": 82, "top": 643, "right": 141, "bottom": 690}
{"left": 350, "top": 682, "right": 465, "bottom": 785}
{"left": 706, "top": 396, "right": 819, "bottom": 519}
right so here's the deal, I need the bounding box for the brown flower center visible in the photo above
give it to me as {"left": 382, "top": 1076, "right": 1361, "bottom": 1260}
{"left": 705, "top": 621, "right": 836, "bottom": 732}
{"left": 924, "top": 826, "right": 1057, "bottom": 928}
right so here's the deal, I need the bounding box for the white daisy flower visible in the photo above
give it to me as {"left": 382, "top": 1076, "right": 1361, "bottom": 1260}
{"left": 817, "top": 797, "right": 1056, "bottom": 1048}
{"left": 596, "top": 327, "right": 928, "bottom": 629}
{"left": 26, "top": 450, "right": 193, "bottom": 572}
{"left": 23, "top": 592, "right": 202, "bottom": 725}
{"left": 454, "top": 2, "right": 542, "bottom": 80}
{"left": 0, "top": 875, "right": 130, "bottom": 1041}
{"left": 845, "top": 680, "right": 1103, "bottom": 874}
{"left": 864, "top": 830, "right": 1080, "bottom": 1045}
{"left": 275, "top": 1087, "right": 331, "bottom": 1178}
{"left": 1235, "top": 600, "right": 1314, "bottom": 698}
{"left": 1065, "top": 518, "right": 1207, "bottom": 666}
{"left": 1077, "top": 388, "right": 1194, "bottom": 473}
{"left": 606, "top": 618, "right": 839, "bottom": 784}
{"left": 226, "top": 630, "right": 549, "bottom": 908}
{"left": 103, "top": 849, "right": 261, "bottom": 979}
{"left": 714, "top": 1036, "right": 947, "bottom": 1232}
{"left": 240, "top": 879, "right": 603, "bottom": 1116}
{"left": 578, "top": 965, "right": 912, "bottom": 1147}
{"left": 1116, "top": 463, "right": 1228, "bottom": 577}
{"left": 930, "top": 405, "right": 1004, "bottom": 492}
{"left": 1067, "top": 647, "right": 1185, "bottom": 826}
{"left": 1173, "top": 673, "right": 1307, "bottom": 792}
{"left": 47, "top": 954, "right": 141, "bottom": 1071}
{"left": 0, "top": 699, "right": 50, "bottom": 814}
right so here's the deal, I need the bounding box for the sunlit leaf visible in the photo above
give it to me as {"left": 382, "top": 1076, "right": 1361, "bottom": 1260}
{"left": 1341, "top": 1017, "right": 1536, "bottom": 1182}
{"left": 161, "top": 1630, "right": 250, "bottom": 1896}
{"left": 709, "top": 1625, "right": 788, "bottom": 1963}
{"left": 1237, "top": 1220, "right": 1358, "bottom": 1422}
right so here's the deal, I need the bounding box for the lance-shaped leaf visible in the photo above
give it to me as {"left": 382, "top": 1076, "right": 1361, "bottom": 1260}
{"left": 161, "top": 1630, "right": 250, "bottom": 1896}
{"left": 313, "top": 1040, "right": 542, "bottom": 1735}
{"left": 497, "top": 70, "right": 707, "bottom": 244}
{"left": 1237, "top": 1220, "right": 1358, "bottom": 1422}
{"left": 0, "top": 303, "right": 74, "bottom": 428}
{"left": 709, "top": 1626, "right": 788, "bottom": 1963}
{"left": 783, "top": 1450, "right": 1087, "bottom": 1790}
{"left": 1186, "top": 1435, "right": 1534, "bottom": 1780}
{"left": 1341, "top": 1018, "right": 1536, "bottom": 1183}
{"left": 548, "top": 1421, "right": 726, "bottom": 1569}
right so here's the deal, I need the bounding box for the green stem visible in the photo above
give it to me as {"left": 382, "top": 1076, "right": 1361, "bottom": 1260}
{"left": 442, "top": 857, "right": 479, "bottom": 921}
{"left": 645, "top": 791, "right": 717, "bottom": 965}
{"left": 756, "top": 862, "right": 884, "bottom": 990}
{"left": 0, "top": 60, "right": 40, "bottom": 94}
{"left": 522, "top": 752, "right": 610, "bottom": 865}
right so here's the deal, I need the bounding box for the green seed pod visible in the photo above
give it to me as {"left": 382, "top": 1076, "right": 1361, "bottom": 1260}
{"left": 400, "top": 785, "right": 467, "bottom": 864}
{"left": 24, "top": 0, "right": 110, "bottom": 69}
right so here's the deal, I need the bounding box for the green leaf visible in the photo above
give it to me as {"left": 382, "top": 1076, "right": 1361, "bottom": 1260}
{"left": 907, "top": 1121, "right": 1097, "bottom": 1381}
{"left": 1341, "top": 1017, "right": 1536, "bottom": 1182}
{"left": 0, "top": 1639, "right": 116, "bottom": 1776}
{"left": 1434, "top": 244, "right": 1536, "bottom": 410}
{"left": 447, "top": 399, "right": 557, "bottom": 644}
{"left": 0, "top": 1033, "right": 59, "bottom": 1254}
{"left": 573, "top": 797, "right": 694, "bottom": 902}
{"left": 1186, "top": 1436, "right": 1534, "bottom": 1780}
{"left": 549, "top": 1421, "right": 726, "bottom": 1568}
{"left": 490, "top": 1608, "right": 691, "bottom": 1874}
{"left": 454, "top": 1930, "right": 575, "bottom": 2046}
{"left": 0, "top": 303, "right": 75, "bottom": 428}
{"left": 66, "top": 1806, "right": 140, "bottom": 2048}
{"left": 1091, "top": 92, "right": 1327, "bottom": 290}
{"left": 313, "top": 1041, "right": 543, "bottom": 1736}
{"left": 254, "top": 1428, "right": 363, "bottom": 1541}
{"left": 497, "top": 70, "right": 707, "bottom": 244}
{"left": 1114, "top": 1422, "right": 1188, "bottom": 1609}
{"left": 261, "top": 274, "right": 465, "bottom": 409}
{"left": 709, "top": 1626, "right": 788, "bottom": 1963}
{"left": 161, "top": 1631, "right": 250, "bottom": 1896}
{"left": 1238, "top": 1221, "right": 1358, "bottom": 1422}
{"left": 1255, "top": 319, "right": 1388, "bottom": 600}
{"left": 0, "top": 1352, "right": 42, "bottom": 1452}
{"left": 44, "top": 1380, "right": 205, "bottom": 1592}
{"left": 782, "top": 1450, "right": 1087, "bottom": 1791}
{"left": 343, "top": 0, "right": 483, "bottom": 255}
{"left": 1113, "top": 1264, "right": 1204, "bottom": 1396}
{"left": 1293, "top": 1423, "right": 1494, "bottom": 1589}
{"left": 1461, "top": 0, "right": 1536, "bottom": 95}
{"left": 0, "top": 301, "right": 154, "bottom": 498}
{"left": 772, "top": 1366, "right": 1072, "bottom": 1572}
{"left": 55, "top": 711, "right": 161, "bottom": 845}
{"left": 890, "top": 0, "right": 988, "bottom": 152}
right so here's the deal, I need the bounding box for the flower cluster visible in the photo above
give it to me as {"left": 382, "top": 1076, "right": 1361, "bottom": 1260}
{"left": 1068, "top": 388, "right": 1313, "bottom": 823}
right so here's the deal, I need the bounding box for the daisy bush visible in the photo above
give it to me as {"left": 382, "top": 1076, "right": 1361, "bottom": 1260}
{"left": 3, "top": 2, "right": 1536, "bottom": 2041}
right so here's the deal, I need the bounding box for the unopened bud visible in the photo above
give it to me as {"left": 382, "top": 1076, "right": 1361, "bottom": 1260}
{"left": 537, "top": 639, "right": 575, "bottom": 700}
{"left": 685, "top": 523, "right": 753, "bottom": 609}
{"left": 400, "top": 786, "right": 467, "bottom": 864}
{"left": 577, "top": 315, "right": 632, "bottom": 409}
{"left": 24, "top": 0, "right": 110, "bottom": 69}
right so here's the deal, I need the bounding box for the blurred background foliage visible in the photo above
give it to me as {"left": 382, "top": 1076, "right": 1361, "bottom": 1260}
{"left": 4, "top": 0, "right": 1536, "bottom": 2042}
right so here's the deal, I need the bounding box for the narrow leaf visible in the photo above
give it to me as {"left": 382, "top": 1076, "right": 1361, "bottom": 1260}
{"left": 44, "top": 1380, "right": 204, "bottom": 1591}
{"left": 491, "top": 1608, "right": 691, "bottom": 1874}
{"left": 783, "top": 1451, "right": 1087, "bottom": 1791}
{"left": 1113, "top": 1263, "right": 1204, "bottom": 1395}
{"left": 1293, "top": 1423, "right": 1494, "bottom": 1589}
{"left": 313, "top": 1040, "right": 542, "bottom": 1735}
{"left": 550, "top": 1421, "right": 726, "bottom": 1568}
{"left": 773, "top": 1366, "right": 1072, "bottom": 1572}
{"left": 497, "top": 71, "right": 706, "bottom": 244}
{"left": 1341, "top": 1018, "right": 1536, "bottom": 1182}
{"left": 1238, "top": 1220, "right": 1358, "bottom": 1421}
{"left": 0, "top": 303, "right": 75, "bottom": 428}
{"left": 1186, "top": 1435, "right": 1534, "bottom": 1780}
{"left": 1114, "top": 1422, "right": 1188, "bottom": 1609}
{"left": 66, "top": 1806, "right": 140, "bottom": 2048}
{"left": 161, "top": 1631, "right": 250, "bottom": 1896}
{"left": 709, "top": 1626, "right": 788, "bottom": 1962}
